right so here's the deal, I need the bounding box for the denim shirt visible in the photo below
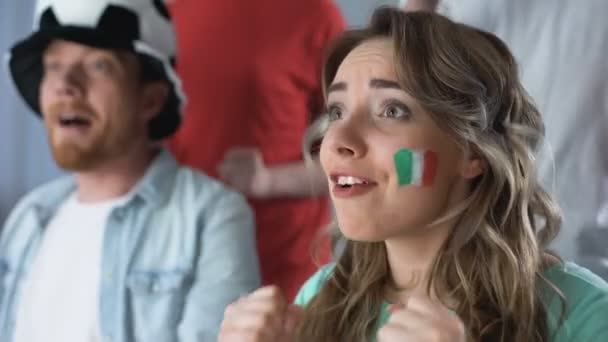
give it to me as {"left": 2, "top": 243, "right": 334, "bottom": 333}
{"left": 0, "top": 149, "right": 261, "bottom": 342}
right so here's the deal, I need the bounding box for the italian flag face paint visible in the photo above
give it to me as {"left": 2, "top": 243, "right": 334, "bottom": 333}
{"left": 393, "top": 149, "right": 438, "bottom": 187}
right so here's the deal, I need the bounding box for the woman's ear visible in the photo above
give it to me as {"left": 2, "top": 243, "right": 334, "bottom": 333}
{"left": 461, "top": 156, "right": 486, "bottom": 179}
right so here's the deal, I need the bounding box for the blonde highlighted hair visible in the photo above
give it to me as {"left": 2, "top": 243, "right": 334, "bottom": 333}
{"left": 299, "top": 7, "right": 563, "bottom": 342}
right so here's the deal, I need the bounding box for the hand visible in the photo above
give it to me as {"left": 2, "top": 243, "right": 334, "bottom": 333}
{"left": 218, "top": 148, "right": 272, "bottom": 198}
{"left": 218, "top": 286, "right": 303, "bottom": 342}
{"left": 378, "top": 295, "right": 465, "bottom": 342}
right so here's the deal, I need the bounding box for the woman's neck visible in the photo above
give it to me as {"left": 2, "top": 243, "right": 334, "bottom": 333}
{"left": 384, "top": 222, "right": 455, "bottom": 304}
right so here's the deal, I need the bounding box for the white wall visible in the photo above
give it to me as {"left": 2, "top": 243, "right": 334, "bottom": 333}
{"left": 336, "top": 0, "right": 400, "bottom": 26}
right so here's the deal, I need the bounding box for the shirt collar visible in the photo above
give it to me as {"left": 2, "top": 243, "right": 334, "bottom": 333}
{"left": 127, "top": 148, "right": 180, "bottom": 208}
{"left": 30, "top": 148, "right": 180, "bottom": 222}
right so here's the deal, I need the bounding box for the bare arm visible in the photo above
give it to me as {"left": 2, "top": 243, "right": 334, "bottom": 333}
{"left": 218, "top": 148, "right": 328, "bottom": 199}
{"left": 265, "top": 159, "right": 328, "bottom": 198}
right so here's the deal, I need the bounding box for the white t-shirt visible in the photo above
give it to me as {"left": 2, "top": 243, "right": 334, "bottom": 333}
{"left": 13, "top": 192, "right": 130, "bottom": 342}
{"left": 438, "top": 0, "right": 608, "bottom": 260}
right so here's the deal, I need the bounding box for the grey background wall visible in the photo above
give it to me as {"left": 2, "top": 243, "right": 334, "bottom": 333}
{"left": 0, "top": 0, "right": 63, "bottom": 223}
{"left": 336, "top": 0, "right": 398, "bottom": 26}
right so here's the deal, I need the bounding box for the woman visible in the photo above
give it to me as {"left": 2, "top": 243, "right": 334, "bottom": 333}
{"left": 218, "top": 7, "right": 608, "bottom": 342}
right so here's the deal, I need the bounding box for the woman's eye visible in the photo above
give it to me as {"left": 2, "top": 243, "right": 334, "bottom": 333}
{"left": 327, "top": 105, "right": 344, "bottom": 121}
{"left": 381, "top": 102, "right": 411, "bottom": 120}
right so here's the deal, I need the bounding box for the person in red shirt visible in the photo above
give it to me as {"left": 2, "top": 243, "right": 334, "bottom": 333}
{"left": 167, "top": 0, "right": 346, "bottom": 299}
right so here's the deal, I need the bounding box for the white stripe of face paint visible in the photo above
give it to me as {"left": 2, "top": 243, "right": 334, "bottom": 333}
{"left": 412, "top": 150, "right": 424, "bottom": 186}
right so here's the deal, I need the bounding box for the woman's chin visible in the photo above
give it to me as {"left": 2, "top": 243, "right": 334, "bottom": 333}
{"left": 339, "top": 225, "right": 388, "bottom": 243}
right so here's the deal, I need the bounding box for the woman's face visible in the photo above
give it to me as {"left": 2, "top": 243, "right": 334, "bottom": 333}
{"left": 320, "top": 38, "right": 479, "bottom": 242}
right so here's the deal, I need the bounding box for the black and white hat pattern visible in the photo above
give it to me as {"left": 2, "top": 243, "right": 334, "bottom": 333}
{"left": 7, "top": 0, "right": 186, "bottom": 140}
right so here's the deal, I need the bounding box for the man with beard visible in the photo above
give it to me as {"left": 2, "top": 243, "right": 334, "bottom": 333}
{"left": 0, "top": 1, "right": 260, "bottom": 341}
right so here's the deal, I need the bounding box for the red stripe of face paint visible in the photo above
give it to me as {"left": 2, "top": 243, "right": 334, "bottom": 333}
{"left": 422, "top": 151, "right": 438, "bottom": 186}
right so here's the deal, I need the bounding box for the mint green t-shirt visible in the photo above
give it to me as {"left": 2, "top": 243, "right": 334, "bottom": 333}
{"left": 294, "top": 262, "right": 608, "bottom": 341}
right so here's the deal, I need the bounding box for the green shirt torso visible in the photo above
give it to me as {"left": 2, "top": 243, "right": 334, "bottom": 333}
{"left": 294, "top": 262, "right": 608, "bottom": 341}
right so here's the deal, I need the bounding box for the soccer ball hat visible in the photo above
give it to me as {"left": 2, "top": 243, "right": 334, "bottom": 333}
{"left": 7, "top": 0, "right": 186, "bottom": 140}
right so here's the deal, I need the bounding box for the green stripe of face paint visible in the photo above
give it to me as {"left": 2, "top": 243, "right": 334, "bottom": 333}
{"left": 394, "top": 149, "right": 414, "bottom": 186}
